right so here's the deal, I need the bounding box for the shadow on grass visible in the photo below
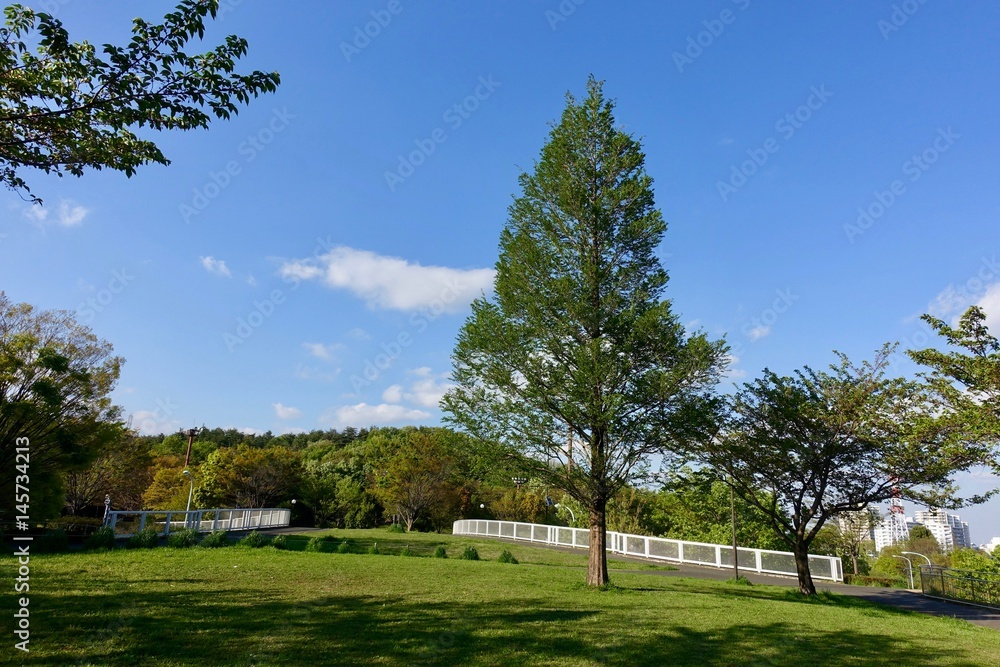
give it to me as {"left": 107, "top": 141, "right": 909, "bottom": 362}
{"left": 28, "top": 584, "right": 986, "bottom": 666}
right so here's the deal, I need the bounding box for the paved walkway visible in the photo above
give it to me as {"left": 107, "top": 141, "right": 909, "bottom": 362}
{"left": 474, "top": 535, "right": 1000, "bottom": 631}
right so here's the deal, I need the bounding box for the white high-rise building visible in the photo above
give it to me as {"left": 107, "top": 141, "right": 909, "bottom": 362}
{"left": 912, "top": 509, "right": 971, "bottom": 550}
{"left": 873, "top": 513, "right": 916, "bottom": 552}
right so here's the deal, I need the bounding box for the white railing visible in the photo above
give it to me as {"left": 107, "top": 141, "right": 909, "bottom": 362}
{"left": 453, "top": 519, "right": 843, "bottom": 582}
{"left": 106, "top": 508, "right": 290, "bottom": 538}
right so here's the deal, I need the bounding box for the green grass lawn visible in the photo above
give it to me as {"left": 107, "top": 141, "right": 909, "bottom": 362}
{"left": 7, "top": 528, "right": 1000, "bottom": 666}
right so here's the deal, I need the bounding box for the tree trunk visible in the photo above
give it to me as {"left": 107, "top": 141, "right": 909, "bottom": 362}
{"left": 851, "top": 553, "right": 859, "bottom": 576}
{"left": 793, "top": 541, "right": 816, "bottom": 596}
{"left": 587, "top": 500, "right": 609, "bottom": 587}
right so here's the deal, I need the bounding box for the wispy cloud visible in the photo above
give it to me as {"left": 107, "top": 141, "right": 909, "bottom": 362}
{"left": 302, "top": 342, "right": 344, "bottom": 361}
{"left": 294, "top": 363, "right": 341, "bottom": 383}
{"left": 278, "top": 246, "right": 494, "bottom": 312}
{"left": 381, "top": 369, "right": 453, "bottom": 409}
{"left": 200, "top": 256, "right": 232, "bottom": 278}
{"left": 23, "top": 199, "right": 89, "bottom": 227}
{"left": 320, "top": 402, "right": 430, "bottom": 427}
{"left": 745, "top": 324, "right": 771, "bottom": 341}
{"left": 273, "top": 402, "right": 303, "bottom": 420}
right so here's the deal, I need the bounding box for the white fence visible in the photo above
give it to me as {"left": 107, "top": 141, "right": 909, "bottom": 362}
{"left": 106, "top": 508, "right": 290, "bottom": 538}
{"left": 453, "top": 519, "right": 843, "bottom": 582}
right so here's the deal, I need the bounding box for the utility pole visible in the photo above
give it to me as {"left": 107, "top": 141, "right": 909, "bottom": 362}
{"left": 183, "top": 427, "right": 199, "bottom": 467}
{"left": 730, "top": 480, "right": 740, "bottom": 581}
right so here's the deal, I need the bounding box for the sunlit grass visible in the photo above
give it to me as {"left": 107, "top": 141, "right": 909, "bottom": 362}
{"left": 7, "top": 528, "right": 999, "bottom": 666}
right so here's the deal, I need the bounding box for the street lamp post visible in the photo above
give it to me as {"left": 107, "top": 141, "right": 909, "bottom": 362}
{"left": 902, "top": 551, "right": 932, "bottom": 566}
{"left": 555, "top": 503, "right": 576, "bottom": 524}
{"left": 902, "top": 551, "right": 932, "bottom": 588}
{"left": 182, "top": 428, "right": 200, "bottom": 468}
{"left": 893, "top": 554, "right": 915, "bottom": 589}
{"left": 182, "top": 470, "right": 195, "bottom": 529}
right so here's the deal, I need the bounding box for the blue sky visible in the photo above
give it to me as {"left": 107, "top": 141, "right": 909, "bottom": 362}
{"left": 3, "top": 1, "right": 999, "bottom": 540}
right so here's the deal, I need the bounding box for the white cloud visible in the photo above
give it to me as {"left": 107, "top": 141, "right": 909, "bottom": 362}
{"left": 973, "top": 283, "right": 1000, "bottom": 332}
{"left": 278, "top": 246, "right": 494, "bottom": 312}
{"left": 348, "top": 327, "right": 371, "bottom": 340}
{"left": 246, "top": 274, "right": 257, "bottom": 287}
{"left": 294, "top": 363, "right": 341, "bottom": 382}
{"left": 320, "top": 402, "right": 430, "bottom": 427}
{"left": 724, "top": 354, "right": 747, "bottom": 380}
{"left": 302, "top": 342, "right": 343, "bottom": 361}
{"left": 131, "top": 410, "right": 182, "bottom": 436}
{"left": 405, "top": 375, "right": 454, "bottom": 408}
{"left": 200, "top": 256, "right": 232, "bottom": 278}
{"left": 273, "top": 402, "right": 303, "bottom": 420}
{"left": 23, "top": 206, "right": 47, "bottom": 223}
{"left": 746, "top": 324, "right": 771, "bottom": 341}
{"left": 57, "top": 201, "right": 88, "bottom": 227}
{"left": 23, "top": 199, "right": 88, "bottom": 227}
{"left": 382, "top": 384, "right": 404, "bottom": 403}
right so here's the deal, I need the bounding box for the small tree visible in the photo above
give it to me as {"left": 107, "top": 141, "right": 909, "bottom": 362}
{"left": 1, "top": 1, "right": 280, "bottom": 202}
{"left": 195, "top": 445, "right": 300, "bottom": 508}
{"left": 371, "top": 430, "right": 459, "bottom": 532}
{"left": 832, "top": 508, "right": 880, "bottom": 576}
{"left": 697, "top": 346, "right": 979, "bottom": 595}
{"left": 443, "top": 78, "right": 727, "bottom": 586}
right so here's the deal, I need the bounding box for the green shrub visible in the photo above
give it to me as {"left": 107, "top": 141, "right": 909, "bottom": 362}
{"left": 368, "top": 542, "right": 381, "bottom": 555}
{"left": 461, "top": 546, "right": 479, "bottom": 561}
{"left": 167, "top": 528, "right": 199, "bottom": 548}
{"left": 497, "top": 549, "right": 518, "bottom": 564}
{"left": 724, "top": 576, "right": 752, "bottom": 586}
{"left": 238, "top": 531, "right": 270, "bottom": 548}
{"left": 305, "top": 535, "right": 326, "bottom": 553}
{"left": 844, "top": 574, "right": 905, "bottom": 588}
{"left": 83, "top": 526, "right": 116, "bottom": 551}
{"left": 433, "top": 545, "right": 447, "bottom": 559}
{"left": 271, "top": 535, "right": 288, "bottom": 550}
{"left": 400, "top": 545, "right": 415, "bottom": 557}
{"left": 387, "top": 523, "right": 405, "bottom": 534}
{"left": 199, "top": 531, "right": 230, "bottom": 548}
{"left": 337, "top": 540, "right": 351, "bottom": 554}
{"left": 37, "top": 528, "right": 70, "bottom": 553}
{"left": 49, "top": 516, "right": 104, "bottom": 535}
{"left": 127, "top": 527, "right": 159, "bottom": 549}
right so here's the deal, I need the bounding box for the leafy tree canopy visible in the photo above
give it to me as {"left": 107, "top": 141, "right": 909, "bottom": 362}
{"left": 444, "top": 77, "right": 727, "bottom": 586}
{"left": 1, "top": 0, "right": 280, "bottom": 202}
{"left": 0, "top": 291, "right": 126, "bottom": 521}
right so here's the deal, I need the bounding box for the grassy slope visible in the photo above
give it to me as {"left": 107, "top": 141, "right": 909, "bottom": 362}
{"left": 7, "top": 529, "right": 1000, "bottom": 666}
